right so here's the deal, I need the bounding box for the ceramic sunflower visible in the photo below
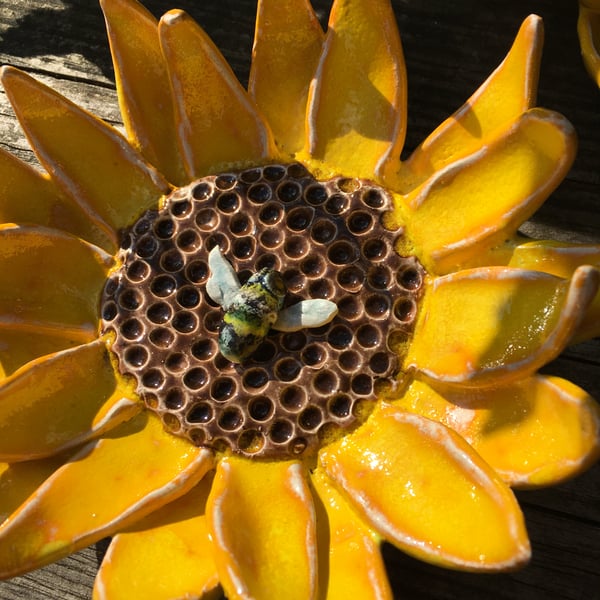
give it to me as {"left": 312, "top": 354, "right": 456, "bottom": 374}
{"left": 0, "top": 0, "right": 599, "bottom": 598}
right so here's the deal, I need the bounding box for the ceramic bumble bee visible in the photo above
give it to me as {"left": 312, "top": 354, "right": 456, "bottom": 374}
{"left": 207, "top": 247, "right": 338, "bottom": 363}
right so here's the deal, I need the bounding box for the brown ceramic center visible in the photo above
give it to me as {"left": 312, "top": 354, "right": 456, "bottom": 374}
{"left": 100, "top": 163, "right": 425, "bottom": 458}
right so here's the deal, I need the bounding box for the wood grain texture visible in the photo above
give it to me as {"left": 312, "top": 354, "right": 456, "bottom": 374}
{"left": 0, "top": 1, "right": 599, "bottom": 599}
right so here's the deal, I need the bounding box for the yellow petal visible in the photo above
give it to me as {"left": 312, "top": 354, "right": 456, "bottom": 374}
{"left": 305, "top": 0, "right": 406, "bottom": 180}
{"left": 94, "top": 477, "right": 220, "bottom": 600}
{"left": 319, "top": 404, "right": 530, "bottom": 570}
{"left": 0, "top": 147, "right": 111, "bottom": 250}
{"left": 100, "top": 0, "right": 186, "bottom": 185}
{"left": 0, "top": 327, "right": 93, "bottom": 378}
{"left": 0, "top": 413, "right": 213, "bottom": 578}
{"left": 0, "top": 225, "right": 111, "bottom": 331}
{"left": 0, "top": 340, "right": 141, "bottom": 461}
{"left": 405, "top": 266, "right": 599, "bottom": 386}
{"left": 0, "top": 457, "right": 64, "bottom": 523}
{"left": 0, "top": 222, "right": 107, "bottom": 374}
{"left": 394, "top": 109, "right": 576, "bottom": 274}
{"left": 207, "top": 457, "right": 317, "bottom": 600}
{"left": 508, "top": 240, "right": 600, "bottom": 342}
{"left": 311, "top": 469, "right": 392, "bottom": 600}
{"left": 397, "top": 377, "right": 600, "bottom": 488}
{"left": 249, "top": 0, "right": 324, "bottom": 156}
{"left": 0, "top": 67, "right": 169, "bottom": 244}
{"left": 578, "top": 3, "right": 600, "bottom": 86}
{"left": 508, "top": 240, "right": 600, "bottom": 277}
{"left": 158, "top": 10, "right": 275, "bottom": 177}
{"left": 398, "top": 15, "right": 543, "bottom": 192}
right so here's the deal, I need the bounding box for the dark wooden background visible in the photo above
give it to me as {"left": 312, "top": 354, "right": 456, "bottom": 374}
{"left": 0, "top": 1, "right": 598, "bottom": 598}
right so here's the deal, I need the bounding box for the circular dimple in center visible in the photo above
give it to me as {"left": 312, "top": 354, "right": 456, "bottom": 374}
{"left": 100, "top": 163, "right": 425, "bottom": 458}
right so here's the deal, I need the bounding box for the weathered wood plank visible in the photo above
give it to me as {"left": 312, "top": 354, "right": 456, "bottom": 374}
{"left": 0, "top": 547, "right": 100, "bottom": 600}
{"left": 0, "top": 1, "right": 598, "bottom": 599}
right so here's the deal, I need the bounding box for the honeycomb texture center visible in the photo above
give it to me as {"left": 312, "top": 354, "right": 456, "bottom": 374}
{"left": 101, "top": 163, "right": 425, "bottom": 458}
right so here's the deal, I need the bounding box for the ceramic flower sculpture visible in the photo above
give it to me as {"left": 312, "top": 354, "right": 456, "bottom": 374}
{"left": 0, "top": 0, "right": 599, "bottom": 598}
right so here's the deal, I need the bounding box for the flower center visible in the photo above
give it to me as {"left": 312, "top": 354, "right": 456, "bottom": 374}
{"left": 100, "top": 163, "right": 425, "bottom": 458}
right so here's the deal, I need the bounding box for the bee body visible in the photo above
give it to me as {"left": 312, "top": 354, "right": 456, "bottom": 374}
{"left": 218, "top": 268, "right": 285, "bottom": 362}
{"left": 206, "top": 247, "right": 338, "bottom": 363}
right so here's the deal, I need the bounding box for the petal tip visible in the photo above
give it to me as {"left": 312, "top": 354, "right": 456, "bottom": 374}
{"left": 523, "top": 13, "right": 543, "bottom": 33}
{"left": 519, "top": 13, "right": 544, "bottom": 52}
{"left": 0, "top": 64, "right": 20, "bottom": 83}
{"left": 160, "top": 8, "right": 187, "bottom": 27}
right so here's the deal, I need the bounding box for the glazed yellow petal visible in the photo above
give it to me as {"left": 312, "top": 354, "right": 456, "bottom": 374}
{"left": 398, "top": 377, "right": 600, "bottom": 488}
{"left": 100, "top": 0, "right": 186, "bottom": 185}
{"left": 0, "top": 340, "right": 141, "bottom": 461}
{"left": 249, "top": 0, "right": 324, "bottom": 156}
{"left": 508, "top": 240, "right": 600, "bottom": 277}
{"left": 0, "top": 457, "right": 64, "bottom": 523}
{"left": 578, "top": 2, "right": 600, "bottom": 85}
{"left": 207, "top": 457, "right": 317, "bottom": 600}
{"left": 94, "top": 477, "right": 220, "bottom": 600}
{"left": 320, "top": 404, "right": 530, "bottom": 570}
{"left": 0, "top": 67, "right": 169, "bottom": 246}
{"left": 0, "top": 413, "right": 213, "bottom": 578}
{"left": 0, "top": 224, "right": 99, "bottom": 376}
{"left": 0, "top": 327, "right": 93, "bottom": 378}
{"left": 405, "top": 266, "right": 599, "bottom": 386}
{"left": 394, "top": 109, "right": 576, "bottom": 274}
{"left": 0, "top": 148, "right": 111, "bottom": 250}
{"left": 159, "top": 10, "right": 275, "bottom": 177}
{"left": 508, "top": 240, "right": 600, "bottom": 342}
{"left": 398, "top": 15, "right": 543, "bottom": 192}
{"left": 305, "top": 0, "right": 406, "bottom": 180}
{"left": 311, "top": 469, "right": 392, "bottom": 600}
{"left": 0, "top": 226, "right": 111, "bottom": 331}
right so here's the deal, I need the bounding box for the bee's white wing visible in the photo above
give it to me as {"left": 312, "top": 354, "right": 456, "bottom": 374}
{"left": 206, "top": 246, "right": 241, "bottom": 308}
{"left": 273, "top": 299, "right": 338, "bottom": 332}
